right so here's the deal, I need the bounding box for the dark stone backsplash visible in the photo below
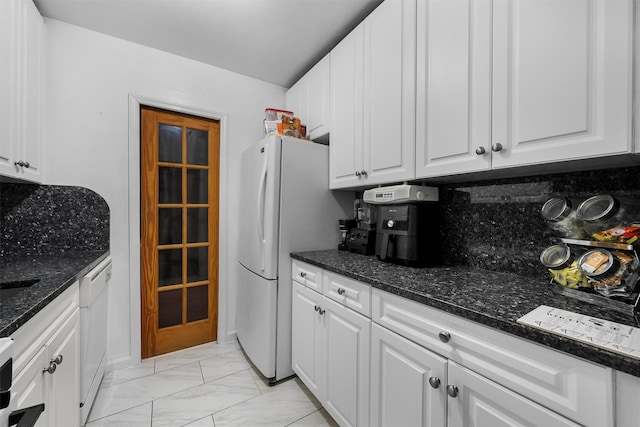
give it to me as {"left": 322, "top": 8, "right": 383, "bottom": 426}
{"left": 0, "top": 183, "right": 110, "bottom": 259}
{"left": 436, "top": 166, "right": 640, "bottom": 279}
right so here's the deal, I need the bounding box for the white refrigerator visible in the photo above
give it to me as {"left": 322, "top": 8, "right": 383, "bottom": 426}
{"left": 237, "top": 135, "right": 352, "bottom": 384}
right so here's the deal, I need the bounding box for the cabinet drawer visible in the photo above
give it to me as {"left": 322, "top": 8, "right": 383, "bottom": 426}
{"left": 324, "top": 270, "right": 371, "bottom": 317}
{"left": 372, "top": 289, "right": 614, "bottom": 427}
{"left": 292, "top": 260, "right": 323, "bottom": 293}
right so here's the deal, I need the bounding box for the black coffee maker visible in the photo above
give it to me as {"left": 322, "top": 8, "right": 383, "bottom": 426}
{"left": 375, "top": 203, "right": 439, "bottom": 266}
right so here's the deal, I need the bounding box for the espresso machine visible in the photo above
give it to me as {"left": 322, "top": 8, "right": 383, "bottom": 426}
{"left": 363, "top": 184, "right": 439, "bottom": 266}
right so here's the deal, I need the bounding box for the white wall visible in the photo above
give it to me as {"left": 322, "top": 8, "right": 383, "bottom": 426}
{"left": 42, "top": 18, "right": 286, "bottom": 369}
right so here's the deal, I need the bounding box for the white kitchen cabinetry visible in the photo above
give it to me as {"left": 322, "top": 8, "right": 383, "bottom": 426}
{"left": 0, "top": 0, "right": 43, "bottom": 182}
{"left": 11, "top": 283, "right": 81, "bottom": 427}
{"left": 370, "top": 323, "right": 446, "bottom": 427}
{"left": 416, "top": 0, "right": 634, "bottom": 179}
{"left": 615, "top": 370, "right": 640, "bottom": 427}
{"left": 330, "top": 0, "right": 416, "bottom": 189}
{"left": 285, "top": 55, "right": 331, "bottom": 141}
{"left": 291, "top": 261, "right": 370, "bottom": 427}
{"left": 372, "top": 288, "right": 614, "bottom": 427}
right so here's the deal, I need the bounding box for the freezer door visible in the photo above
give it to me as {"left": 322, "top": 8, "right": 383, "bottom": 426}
{"left": 238, "top": 136, "right": 281, "bottom": 279}
{"left": 236, "top": 263, "right": 277, "bottom": 379}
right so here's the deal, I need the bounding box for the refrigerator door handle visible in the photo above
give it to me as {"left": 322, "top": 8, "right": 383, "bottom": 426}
{"left": 257, "top": 155, "right": 268, "bottom": 272}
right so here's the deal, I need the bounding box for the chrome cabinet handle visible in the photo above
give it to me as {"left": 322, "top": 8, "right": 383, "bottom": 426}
{"left": 491, "top": 143, "right": 503, "bottom": 152}
{"left": 314, "top": 305, "right": 325, "bottom": 315}
{"left": 360, "top": 170, "right": 368, "bottom": 177}
{"left": 337, "top": 288, "right": 346, "bottom": 295}
{"left": 299, "top": 272, "right": 306, "bottom": 278}
{"left": 446, "top": 385, "right": 459, "bottom": 398}
{"left": 44, "top": 361, "right": 57, "bottom": 374}
{"left": 318, "top": 308, "right": 325, "bottom": 315}
{"left": 438, "top": 331, "right": 451, "bottom": 343}
{"left": 355, "top": 171, "right": 362, "bottom": 177}
{"left": 14, "top": 160, "right": 30, "bottom": 168}
{"left": 428, "top": 377, "right": 441, "bottom": 389}
{"left": 475, "top": 146, "right": 486, "bottom": 155}
{"left": 43, "top": 355, "right": 63, "bottom": 374}
{"left": 314, "top": 305, "right": 320, "bottom": 312}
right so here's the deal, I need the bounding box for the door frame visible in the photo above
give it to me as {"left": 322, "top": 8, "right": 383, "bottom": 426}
{"left": 127, "top": 94, "right": 229, "bottom": 365}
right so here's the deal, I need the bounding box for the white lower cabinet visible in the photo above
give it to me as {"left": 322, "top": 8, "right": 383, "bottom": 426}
{"left": 292, "top": 261, "right": 633, "bottom": 427}
{"left": 11, "top": 283, "right": 80, "bottom": 427}
{"left": 370, "top": 323, "right": 446, "bottom": 427}
{"left": 292, "top": 281, "right": 370, "bottom": 427}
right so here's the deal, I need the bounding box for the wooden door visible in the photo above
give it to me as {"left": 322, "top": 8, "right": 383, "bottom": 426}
{"left": 141, "top": 107, "right": 219, "bottom": 358}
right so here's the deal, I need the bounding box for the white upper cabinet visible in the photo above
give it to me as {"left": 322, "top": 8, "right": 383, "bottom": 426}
{"left": 285, "top": 54, "right": 331, "bottom": 141}
{"left": 416, "top": 0, "right": 634, "bottom": 179}
{"left": 330, "top": 0, "right": 416, "bottom": 189}
{"left": 0, "top": 0, "right": 43, "bottom": 183}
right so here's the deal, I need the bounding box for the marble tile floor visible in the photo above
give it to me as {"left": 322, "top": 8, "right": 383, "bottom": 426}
{"left": 85, "top": 340, "right": 338, "bottom": 427}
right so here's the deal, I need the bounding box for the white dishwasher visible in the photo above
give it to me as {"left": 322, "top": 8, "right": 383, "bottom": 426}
{"left": 79, "top": 255, "right": 112, "bottom": 425}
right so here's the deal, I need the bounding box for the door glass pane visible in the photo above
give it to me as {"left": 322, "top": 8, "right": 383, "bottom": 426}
{"left": 187, "top": 169, "right": 208, "bottom": 204}
{"left": 187, "top": 285, "right": 208, "bottom": 322}
{"left": 187, "top": 208, "right": 208, "bottom": 243}
{"left": 158, "top": 248, "right": 182, "bottom": 287}
{"left": 158, "top": 289, "right": 182, "bottom": 328}
{"left": 187, "top": 247, "right": 208, "bottom": 283}
{"left": 187, "top": 128, "right": 208, "bottom": 166}
{"left": 158, "top": 124, "right": 182, "bottom": 163}
{"left": 159, "top": 167, "right": 182, "bottom": 204}
{"left": 159, "top": 208, "right": 182, "bottom": 245}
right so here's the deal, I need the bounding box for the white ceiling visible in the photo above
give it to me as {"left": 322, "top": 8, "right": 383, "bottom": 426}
{"left": 33, "top": 0, "right": 383, "bottom": 88}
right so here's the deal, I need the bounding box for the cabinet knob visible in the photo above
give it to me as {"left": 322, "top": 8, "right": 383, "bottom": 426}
{"left": 360, "top": 170, "right": 368, "bottom": 177}
{"left": 438, "top": 331, "right": 451, "bottom": 343}
{"left": 491, "top": 143, "right": 503, "bottom": 152}
{"left": 475, "top": 146, "right": 486, "bottom": 155}
{"left": 446, "top": 385, "right": 459, "bottom": 398}
{"left": 337, "top": 288, "right": 346, "bottom": 295}
{"left": 318, "top": 308, "right": 325, "bottom": 315}
{"left": 300, "top": 272, "right": 307, "bottom": 278}
{"left": 53, "top": 355, "right": 63, "bottom": 365}
{"left": 314, "top": 305, "right": 320, "bottom": 312}
{"left": 43, "top": 361, "right": 57, "bottom": 375}
{"left": 14, "top": 160, "right": 30, "bottom": 168}
{"left": 428, "top": 377, "right": 441, "bottom": 389}
{"left": 355, "top": 171, "right": 362, "bottom": 177}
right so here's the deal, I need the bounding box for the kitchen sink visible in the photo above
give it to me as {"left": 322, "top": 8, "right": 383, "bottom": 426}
{"left": 0, "top": 279, "right": 40, "bottom": 300}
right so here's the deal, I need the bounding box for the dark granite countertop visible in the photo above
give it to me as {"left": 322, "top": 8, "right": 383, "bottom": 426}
{"left": 291, "top": 250, "right": 640, "bottom": 378}
{"left": 0, "top": 250, "right": 110, "bottom": 337}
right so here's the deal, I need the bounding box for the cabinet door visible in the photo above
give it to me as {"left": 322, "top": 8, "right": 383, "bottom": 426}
{"left": 0, "top": 0, "right": 18, "bottom": 177}
{"left": 323, "top": 297, "right": 370, "bottom": 427}
{"left": 16, "top": 0, "right": 43, "bottom": 182}
{"left": 330, "top": 23, "right": 365, "bottom": 189}
{"left": 305, "top": 55, "right": 331, "bottom": 140}
{"left": 415, "top": 0, "right": 492, "bottom": 178}
{"left": 362, "top": 0, "right": 416, "bottom": 185}
{"left": 291, "top": 282, "right": 323, "bottom": 398}
{"left": 12, "top": 346, "right": 48, "bottom": 427}
{"left": 370, "top": 323, "right": 446, "bottom": 427}
{"left": 285, "top": 79, "right": 304, "bottom": 124}
{"left": 447, "top": 362, "right": 579, "bottom": 427}
{"left": 491, "top": 0, "right": 633, "bottom": 168}
{"left": 46, "top": 308, "right": 80, "bottom": 427}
